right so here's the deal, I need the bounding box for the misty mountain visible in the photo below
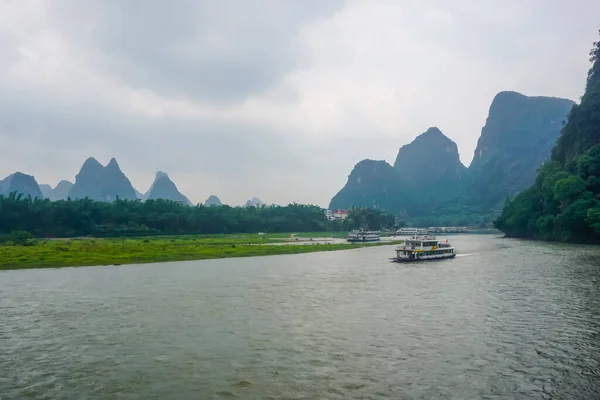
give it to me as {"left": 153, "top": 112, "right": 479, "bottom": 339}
{"left": 69, "top": 157, "right": 137, "bottom": 202}
{"left": 465, "top": 91, "right": 575, "bottom": 211}
{"left": 394, "top": 127, "right": 466, "bottom": 182}
{"left": 204, "top": 195, "right": 223, "bottom": 206}
{"left": 245, "top": 197, "right": 264, "bottom": 207}
{"left": 329, "top": 159, "right": 409, "bottom": 213}
{"left": 330, "top": 127, "right": 463, "bottom": 216}
{"left": 52, "top": 180, "right": 74, "bottom": 201}
{"left": 134, "top": 188, "right": 144, "bottom": 199}
{"left": 144, "top": 171, "right": 192, "bottom": 205}
{"left": 39, "top": 180, "right": 74, "bottom": 201}
{"left": 39, "top": 184, "right": 53, "bottom": 199}
{"left": 0, "top": 172, "right": 43, "bottom": 199}
{"left": 329, "top": 91, "right": 575, "bottom": 224}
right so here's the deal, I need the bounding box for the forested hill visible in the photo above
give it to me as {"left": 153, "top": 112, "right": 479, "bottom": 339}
{"left": 495, "top": 31, "right": 600, "bottom": 242}
{"left": 465, "top": 92, "right": 575, "bottom": 213}
{"left": 330, "top": 91, "right": 573, "bottom": 227}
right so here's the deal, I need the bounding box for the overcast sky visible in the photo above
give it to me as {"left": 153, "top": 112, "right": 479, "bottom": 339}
{"left": 0, "top": 1, "right": 598, "bottom": 207}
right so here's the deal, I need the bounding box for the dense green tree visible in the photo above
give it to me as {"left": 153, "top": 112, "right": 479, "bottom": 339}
{"left": 0, "top": 195, "right": 345, "bottom": 238}
{"left": 344, "top": 207, "right": 397, "bottom": 230}
{"left": 553, "top": 176, "right": 586, "bottom": 206}
{"left": 495, "top": 30, "right": 600, "bottom": 242}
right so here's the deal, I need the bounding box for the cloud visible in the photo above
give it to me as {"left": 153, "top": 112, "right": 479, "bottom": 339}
{"left": 0, "top": 0, "right": 598, "bottom": 206}
{"left": 46, "top": 0, "right": 345, "bottom": 104}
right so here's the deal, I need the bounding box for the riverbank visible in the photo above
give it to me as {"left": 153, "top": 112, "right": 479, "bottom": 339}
{"left": 0, "top": 233, "right": 402, "bottom": 270}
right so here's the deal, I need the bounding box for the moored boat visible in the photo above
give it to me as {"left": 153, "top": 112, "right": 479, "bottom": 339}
{"left": 347, "top": 229, "right": 380, "bottom": 242}
{"left": 396, "top": 227, "right": 429, "bottom": 236}
{"left": 391, "top": 235, "right": 455, "bottom": 262}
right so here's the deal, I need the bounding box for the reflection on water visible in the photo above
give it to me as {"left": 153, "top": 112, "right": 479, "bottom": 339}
{"left": 1, "top": 234, "right": 599, "bottom": 399}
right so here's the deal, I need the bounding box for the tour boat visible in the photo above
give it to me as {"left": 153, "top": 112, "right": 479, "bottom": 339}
{"left": 391, "top": 235, "right": 456, "bottom": 262}
{"left": 396, "top": 227, "right": 429, "bottom": 236}
{"left": 347, "top": 229, "right": 381, "bottom": 242}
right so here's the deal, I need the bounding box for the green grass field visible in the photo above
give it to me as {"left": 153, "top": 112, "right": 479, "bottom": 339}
{"left": 0, "top": 233, "right": 402, "bottom": 270}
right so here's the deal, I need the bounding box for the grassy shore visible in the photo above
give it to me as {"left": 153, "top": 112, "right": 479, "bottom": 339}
{"left": 0, "top": 233, "right": 402, "bottom": 270}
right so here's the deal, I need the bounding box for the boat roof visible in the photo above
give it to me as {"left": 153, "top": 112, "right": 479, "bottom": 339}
{"left": 405, "top": 235, "right": 438, "bottom": 241}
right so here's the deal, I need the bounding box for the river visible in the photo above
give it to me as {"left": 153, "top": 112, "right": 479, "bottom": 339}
{"left": 1, "top": 234, "right": 600, "bottom": 399}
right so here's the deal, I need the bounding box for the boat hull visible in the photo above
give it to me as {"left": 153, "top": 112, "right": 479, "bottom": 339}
{"left": 347, "top": 238, "right": 380, "bottom": 243}
{"left": 390, "top": 254, "right": 456, "bottom": 263}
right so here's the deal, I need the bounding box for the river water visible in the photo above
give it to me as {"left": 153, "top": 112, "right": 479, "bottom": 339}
{"left": 1, "top": 234, "right": 600, "bottom": 399}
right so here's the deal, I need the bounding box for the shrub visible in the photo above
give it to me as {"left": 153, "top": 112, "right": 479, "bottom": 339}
{"left": 10, "top": 230, "right": 34, "bottom": 246}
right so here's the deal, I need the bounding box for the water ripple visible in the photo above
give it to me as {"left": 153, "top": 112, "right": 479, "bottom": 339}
{"left": 1, "top": 235, "right": 600, "bottom": 399}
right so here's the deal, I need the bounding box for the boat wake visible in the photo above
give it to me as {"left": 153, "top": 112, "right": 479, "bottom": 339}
{"left": 456, "top": 253, "right": 477, "bottom": 257}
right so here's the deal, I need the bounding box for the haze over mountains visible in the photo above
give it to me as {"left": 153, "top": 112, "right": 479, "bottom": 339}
{"left": 0, "top": 172, "right": 43, "bottom": 199}
{"left": 0, "top": 90, "right": 578, "bottom": 217}
{"left": 39, "top": 181, "right": 74, "bottom": 201}
{"left": 144, "top": 171, "right": 192, "bottom": 206}
{"left": 204, "top": 195, "right": 223, "bottom": 206}
{"left": 69, "top": 158, "right": 137, "bottom": 202}
{"left": 1, "top": 1, "right": 597, "bottom": 210}
{"left": 244, "top": 198, "right": 264, "bottom": 208}
{"left": 0, "top": 157, "right": 275, "bottom": 207}
{"left": 330, "top": 91, "right": 575, "bottom": 225}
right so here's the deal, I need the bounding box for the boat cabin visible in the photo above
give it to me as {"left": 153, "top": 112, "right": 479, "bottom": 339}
{"left": 394, "top": 235, "right": 455, "bottom": 262}
{"left": 347, "top": 229, "right": 381, "bottom": 242}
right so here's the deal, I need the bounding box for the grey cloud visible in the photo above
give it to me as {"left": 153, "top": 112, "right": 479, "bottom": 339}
{"left": 1, "top": 0, "right": 599, "bottom": 206}
{"left": 0, "top": 79, "right": 399, "bottom": 206}
{"left": 50, "top": 0, "right": 345, "bottom": 103}
{"left": 0, "top": 31, "right": 19, "bottom": 70}
{"left": 0, "top": 85, "right": 351, "bottom": 205}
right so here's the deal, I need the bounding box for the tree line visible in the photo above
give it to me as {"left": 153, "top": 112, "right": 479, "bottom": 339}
{"left": 0, "top": 194, "right": 398, "bottom": 238}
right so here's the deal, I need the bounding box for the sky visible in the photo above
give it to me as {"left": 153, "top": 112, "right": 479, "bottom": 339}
{"left": 0, "top": 0, "right": 598, "bottom": 207}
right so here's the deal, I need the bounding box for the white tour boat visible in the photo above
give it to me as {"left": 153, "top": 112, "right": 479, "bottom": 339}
{"left": 347, "top": 229, "right": 381, "bottom": 242}
{"left": 391, "top": 235, "right": 456, "bottom": 262}
{"left": 396, "top": 227, "right": 429, "bottom": 236}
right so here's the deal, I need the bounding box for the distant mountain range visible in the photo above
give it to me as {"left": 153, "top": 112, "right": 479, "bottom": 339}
{"left": 39, "top": 180, "right": 74, "bottom": 201}
{"left": 68, "top": 157, "right": 137, "bottom": 202}
{"left": 330, "top": 91, "right": 575, "bottom": 225}
{"left": 0, "top": 159, "right": 271, "bottom": 207}
{"left": 3, "top": 90, "right": 571, "bottom": 218}
{"left": 0, "top": 158, "right": 226, "bottom": 206}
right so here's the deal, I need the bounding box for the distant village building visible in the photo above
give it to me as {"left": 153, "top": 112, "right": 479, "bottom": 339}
{"left": 326, "top": 209, "right": 348, "bottom": 221}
